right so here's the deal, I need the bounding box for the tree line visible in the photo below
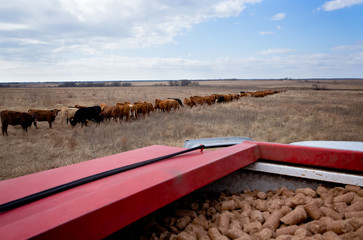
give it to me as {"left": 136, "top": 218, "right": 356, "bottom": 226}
{"left": 58, "top": 82, "right": 132, "bottom": 87}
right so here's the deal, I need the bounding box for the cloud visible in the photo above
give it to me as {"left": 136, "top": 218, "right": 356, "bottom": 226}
{"left": 259, "top": 31, "right": 274, "bottom": 35}
{"left": 318, "top": 0, "right": 363, "bottom": 11}
{"left": 1, "top": 1, "right": 362, "bottom": 81}
{"left": 271, "top": 13, "right": 285, "bottom": 21}
{"left": 0, "top": 22, "right": 30, "bottom": 31}
{"left": 258, "top": 48, "right": 296, "bottom": 55}
{"left": 2, "top": 44, "right": 362, "bottom": 82}
{"left": 331, "top": 41, "right": 363, "bottom": 51}
{"left": 0, "top": 0, "right": 262, "bottom": 62}
{"left": 213, "top": 0, "right": 247, "bottom": 17}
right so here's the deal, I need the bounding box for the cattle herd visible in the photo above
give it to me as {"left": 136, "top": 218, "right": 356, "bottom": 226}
{"left": 1, "top": 90, "right": 285, "bottom": 136}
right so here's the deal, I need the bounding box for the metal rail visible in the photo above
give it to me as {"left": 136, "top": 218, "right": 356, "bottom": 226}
{"left": 244, "top": 161, "right": 363, "bottom": 186}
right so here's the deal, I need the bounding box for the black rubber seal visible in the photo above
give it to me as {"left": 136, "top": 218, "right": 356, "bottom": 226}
{"left": 0, "top": 144, "right": 207, "bottom": 213}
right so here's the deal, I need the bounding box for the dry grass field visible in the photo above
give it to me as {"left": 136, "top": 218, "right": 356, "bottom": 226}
{"left": 0, "top": 79, "right": 362, "bottom": 181}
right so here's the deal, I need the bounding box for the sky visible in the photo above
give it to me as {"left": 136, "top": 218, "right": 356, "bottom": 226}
{"left": 0, "top": 0, "right": 363, "bottom": 82}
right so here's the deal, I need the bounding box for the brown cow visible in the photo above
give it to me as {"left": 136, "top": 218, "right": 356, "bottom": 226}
{"left": 190, "top": 96, "right": 213, "bottom": 105}
{"left": 155, "top": 99, "right": 169, "bottom": 112}
{"left": 183, "top": 98, "right": 196, "bottom": 108}
{"left": 146, "top": 102, "right": 154, "bottom": 113}
{"left": 210, "top": 94, "right": 221, "bottom": 103}
{"left": 1, "top": 110, "right": 36, "bottom": 136}
{"left": 28, "top": 109, "right": 59, "bottom": 129}
{"left": 231, "top": 94, "right": 240, "bottom": 101}
{"left": 168, "top": 99, "right": 180, "bottom": 111}
{"left": 155, "top": 99, "right": 179, "bottom": 112}
{"left": 167, "top": 98, "right": 184, "bottom": 108}
{"left": 133, "top": 101, "right": 154, "bottom": 118}
{"left": 99, "top": 103, "right": 107, "bottom": 110}
{"left": 222, "top": 94, "right": 233, "bottom": 102}
{"left": 116, "top": 102, "right": 131, "bottom": 121}
{"left": 101, "top": 106, "right": 120, "bottom": 122}
{"left": 250, "top": 91, "right": 269, "bottom": 98}
{"left": 189, "top": 96, "right": 205, "bottom": 105}
{"left": 133, "top": 102, "right": 147, "bottom": 118}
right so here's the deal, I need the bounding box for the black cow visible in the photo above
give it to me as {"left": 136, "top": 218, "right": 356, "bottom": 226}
{"left": 217, "top": 96, "right": 225, "bottom": 103}
{"left": 70, "top": 106, "right": 102, "bottom": 127}
{"left": 1, "top": 110, "right": 36, "bottom": 136}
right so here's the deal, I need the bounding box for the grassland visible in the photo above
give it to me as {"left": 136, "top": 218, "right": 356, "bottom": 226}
{"left": 0, "top": 79, "right": 362, "bottom": 180}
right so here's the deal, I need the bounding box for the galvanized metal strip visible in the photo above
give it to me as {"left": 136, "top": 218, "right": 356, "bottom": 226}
{"left": 290, "top": 141, "right": 363, "bottom": 152}
{"left": 244, "top": 161, "right": 363, "bottom": 186}
{"left": 184, "top": 137, "right": 253, "bottom": 149}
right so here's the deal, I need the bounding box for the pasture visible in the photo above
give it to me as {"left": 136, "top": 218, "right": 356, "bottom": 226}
{"left": 0, "top": 79, "right": 362, "bottom": 180}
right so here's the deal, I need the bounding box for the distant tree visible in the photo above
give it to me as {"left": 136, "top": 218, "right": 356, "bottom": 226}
{"left": 79, "top": 82, "right": 106, "bottom": 87}
{"left": 94, "top": 82, "right": 105, "bottom": 87}
{"left": 180, "top": 80, "right": 191, "bottom": 86}
{"left": 78, "top": 82, "right": 90, "bottom": 87}
{"left": 121, "top": 82, "right": 132, "bottom": 87}
{"left": 59, "top": 82, "right": 77, "bottom": 87}
{"left": 168, "top": 80, "right": 198, "bottom": 86}
{"left": 110, "top": 81, "right": 121, "bottom": 87}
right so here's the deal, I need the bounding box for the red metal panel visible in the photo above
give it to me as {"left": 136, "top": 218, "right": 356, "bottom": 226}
{"left": 0, "top": 143, "right": 258, "bottom": 239}
{"left": 247, "top": 141, "right": 363, "bottom": 172}
{"left": 1, "top": 141, "right": 361, "bottom": 239}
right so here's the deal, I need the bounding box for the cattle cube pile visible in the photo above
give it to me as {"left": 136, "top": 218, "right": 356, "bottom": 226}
{"left": 117, "top": 185, "right": 363, "bottom": 239}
